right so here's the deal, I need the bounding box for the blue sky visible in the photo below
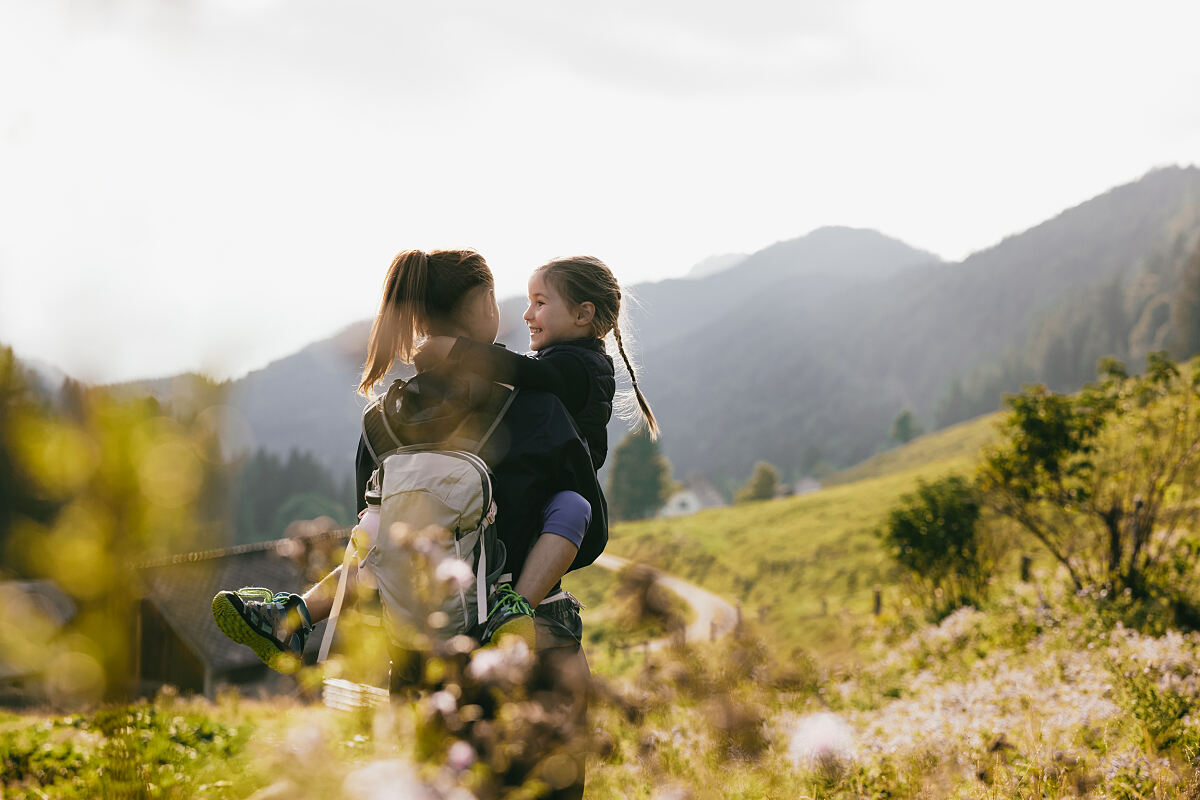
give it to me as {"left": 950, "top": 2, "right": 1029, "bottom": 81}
{"left": 2, "top": 0, "right": 1198, "bottom": 383}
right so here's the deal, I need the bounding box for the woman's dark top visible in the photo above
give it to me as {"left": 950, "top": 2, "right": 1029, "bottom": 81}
{"left": 355, "top": 364, "right": 608, "bottom": 580}
{"left": 445, "top": 337, "right": 615, "bottom": 471}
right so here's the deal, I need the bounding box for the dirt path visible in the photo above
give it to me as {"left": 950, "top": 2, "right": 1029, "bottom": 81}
{"left": 592, "top": 553, "right": 739, "bottom": 651}
{"left": 323, "top": 553, "right": 741, "bottom": 709}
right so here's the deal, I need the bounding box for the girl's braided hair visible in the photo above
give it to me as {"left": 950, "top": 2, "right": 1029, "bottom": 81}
{"left": 537, "top": 255, "right": 660, "bottom": 440}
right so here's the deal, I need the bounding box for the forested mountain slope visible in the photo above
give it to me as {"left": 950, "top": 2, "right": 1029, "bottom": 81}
{"left": 635, "top": 166, "right": 1200, "bottom": 485}
{"left": 105, "top": 166, "right": 1200, "bottom": 491}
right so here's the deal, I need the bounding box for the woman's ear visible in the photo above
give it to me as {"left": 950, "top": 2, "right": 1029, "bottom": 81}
{"left": 575, "top": 301, "right": 596, "bottom": 330}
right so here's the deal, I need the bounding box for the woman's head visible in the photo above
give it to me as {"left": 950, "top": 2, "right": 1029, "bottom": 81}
{"left": 530, "top": 255, "right": 659, "bottom": 440}
{"left": 359, "top": 249, "right": 497, "bottom": 395}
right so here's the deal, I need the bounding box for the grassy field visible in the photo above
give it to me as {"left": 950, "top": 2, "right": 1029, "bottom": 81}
{"left": 822, "top": 412, "right": 1000, "bottom": 487}
{"left": 10, "top": 585, "right": 1200, "bottom": 799}
{"left": 576, "top": 412, "right": 1006, "bottom": 665}
{"left": 11, "top": 405, "right": 1200, "bottom": 798}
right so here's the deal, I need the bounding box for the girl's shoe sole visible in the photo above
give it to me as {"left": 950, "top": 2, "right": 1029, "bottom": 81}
{"left": 485, "top": 614, "right": 537, "bottom": 651}
{"left": 211, "top": 593, "right": 300, "bottom": 674}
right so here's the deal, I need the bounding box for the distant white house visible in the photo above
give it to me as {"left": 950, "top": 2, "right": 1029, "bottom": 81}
{"left": 792, "top": 477, "right": 822, "bottom": 496}
{"left": 659, "top": 477, "right": 727, "bottom": 517}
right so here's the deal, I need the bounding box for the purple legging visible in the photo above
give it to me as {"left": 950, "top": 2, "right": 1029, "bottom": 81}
{"left": 541, "top": 490, "right": 591, "bottom": 547}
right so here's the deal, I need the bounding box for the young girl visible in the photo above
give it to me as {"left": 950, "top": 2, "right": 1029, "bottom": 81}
{"left": 417, "top": 255, "right": 658, "bottom": 645}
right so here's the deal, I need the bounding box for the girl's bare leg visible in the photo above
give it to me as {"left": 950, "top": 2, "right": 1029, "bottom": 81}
{"left": 514, "top": 534, "right": 579, "bottom": 606}
{"left": 298, "top": 563, "right": 359, "bottom": 626}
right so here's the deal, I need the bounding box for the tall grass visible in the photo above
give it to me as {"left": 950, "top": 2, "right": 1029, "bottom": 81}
{"left": 589, "top": 413, "right": 1006, "bottom": 663}
{"left": 10, "top": 367, "right": 1200, "bottom": 797}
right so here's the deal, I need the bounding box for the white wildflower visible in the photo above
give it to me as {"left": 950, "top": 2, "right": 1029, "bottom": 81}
{"left": 467, "top": 639, "right": 533, "bottom": 684}
{"left": 785, "top": 712, "right": 855, "bottom": 770}
{"left": 343, "top": 759, "right": 435, "bottom": 800}
{"left": 430, "top": 690, "right": 457, "bottom": 716}
{"left": 283, "top": 718, "right": 329, "bottom": 761}
{"left": 435, "top": 558, "right": 475, "bottom": 589}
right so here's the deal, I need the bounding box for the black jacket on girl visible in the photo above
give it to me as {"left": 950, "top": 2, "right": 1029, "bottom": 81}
{"left": 444, "top": 337, "right": 616, "bottom": 471}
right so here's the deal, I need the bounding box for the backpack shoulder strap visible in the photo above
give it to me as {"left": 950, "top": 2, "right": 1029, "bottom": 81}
{"left": 442, "top": 385, "right": 519, "bottom": 456}
{"left": 362, "top": 380, "right": 406, "bottom": 463}
{"left": 317, "top": 535, "right": 358, "bottom": 664}
{"left": 474, "top": 387, "right": 518, "bottom": 456}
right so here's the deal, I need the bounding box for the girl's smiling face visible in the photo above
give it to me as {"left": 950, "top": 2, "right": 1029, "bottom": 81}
{"left": 523, "top": 271, "right": 592, "bottom": 351}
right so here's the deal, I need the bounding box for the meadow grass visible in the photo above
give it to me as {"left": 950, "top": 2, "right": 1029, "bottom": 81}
{"left": 12, "top": 588, "right": 1200, "bottom": 799}
{"left": 12, "top": 406, "right": 1200, "bottom": 798}
{"left": 583, "top": 412, "right": 1007, "bottom": 666}
{"left": 568, "top": 562, "right": 695, "bottom": 656}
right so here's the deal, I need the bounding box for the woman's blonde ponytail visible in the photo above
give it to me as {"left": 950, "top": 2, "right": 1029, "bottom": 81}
{"left": 358, "top": 250, "right": 430, "bottom": 395}
{"left": 358, "top": 248, "right": 493, "bottom": 396}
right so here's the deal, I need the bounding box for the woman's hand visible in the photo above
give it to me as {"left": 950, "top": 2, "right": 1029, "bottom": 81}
{"left": 417, "top": 336, "right": 456, "bottom": 362}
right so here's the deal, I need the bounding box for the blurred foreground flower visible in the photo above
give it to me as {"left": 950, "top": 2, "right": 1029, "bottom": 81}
{"left": 785, "top": 711, "right": 855, "bottom": 774}
{"left": 447, "top": 739, "right": 476, "bottom": 771}
{"left": 435, "top": 558, "right": 474, "bottom": 590}
{"left": 466, "top": 639, "right": 533, "bottom": 685}
{"left": 283, "top": 715, "right": 331, "bottom": 762}
{"left": 343, "top": 759, "right": 436, "bottom": 800}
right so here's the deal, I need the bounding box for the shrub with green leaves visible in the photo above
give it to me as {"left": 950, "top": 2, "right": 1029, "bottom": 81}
{"left": 979, "top": 353, "right": 1200, "bottom": 626}
{"left": 736, "top": 461, "right": 780, "bottom": 504}
{"left": 878, "top": 474, "right": 991, "bottom": 616}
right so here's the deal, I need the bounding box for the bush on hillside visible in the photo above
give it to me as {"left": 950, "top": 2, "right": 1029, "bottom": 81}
{"left": 878, "top": 474, "right": 993, "bottom": 617}
{"left": 979, "top": 353, "right": 1200, "bottom": 627}
{"left": 736, "top": 461, "right": 780, "bottom": 503}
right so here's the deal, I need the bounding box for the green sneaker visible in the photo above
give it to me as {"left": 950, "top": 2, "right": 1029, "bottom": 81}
{"left": 478, "top": 584, "right": 536, "bottom": 649}
{"left": 211, "top": 587, "right": 313, "bottom": 674}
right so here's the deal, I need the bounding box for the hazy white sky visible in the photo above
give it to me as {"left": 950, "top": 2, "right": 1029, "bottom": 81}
{"left": 2, "top": 0, "right": 1198, "bottom": 383}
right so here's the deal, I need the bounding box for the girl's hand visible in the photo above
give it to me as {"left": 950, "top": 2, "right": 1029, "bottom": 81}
{"left": 417, "top": 336, "right": 455, "bottom": 362}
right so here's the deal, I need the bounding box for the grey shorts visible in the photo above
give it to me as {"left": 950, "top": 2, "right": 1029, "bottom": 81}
{"left": 536, "top": 593, "right": 584, "bottom": 647}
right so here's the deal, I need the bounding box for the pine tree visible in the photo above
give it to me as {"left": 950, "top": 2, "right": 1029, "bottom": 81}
{"left": 607, "top": 429, "right": 672, "bottom": 521}
{"left": 890, "top": 410, "right": 924, "bottom": 445}
{"left": 232, "top": 447, "right": 350, "bottom": 542}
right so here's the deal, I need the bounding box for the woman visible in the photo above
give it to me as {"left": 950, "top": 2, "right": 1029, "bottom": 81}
{"left": 214, "top": 248, "right": 598, "bottom": 796}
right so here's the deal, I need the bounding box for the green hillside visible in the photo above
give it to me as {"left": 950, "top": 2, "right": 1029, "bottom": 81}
{"left": 822, "top": 412, "right": 1000, "bottom": 487}
{"left": 100, "top": 166, "right": 1200, "bottom": 497}
{"left": 11, "top": 360, "right": 1200, "bottom": 798}
{"left": 578, "top": 410, "right": 1007, "bottom": 663}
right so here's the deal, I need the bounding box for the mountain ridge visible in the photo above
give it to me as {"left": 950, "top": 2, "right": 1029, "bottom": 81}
{"left": 54, "top": 165, "right": 1200, "bottom": 489}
